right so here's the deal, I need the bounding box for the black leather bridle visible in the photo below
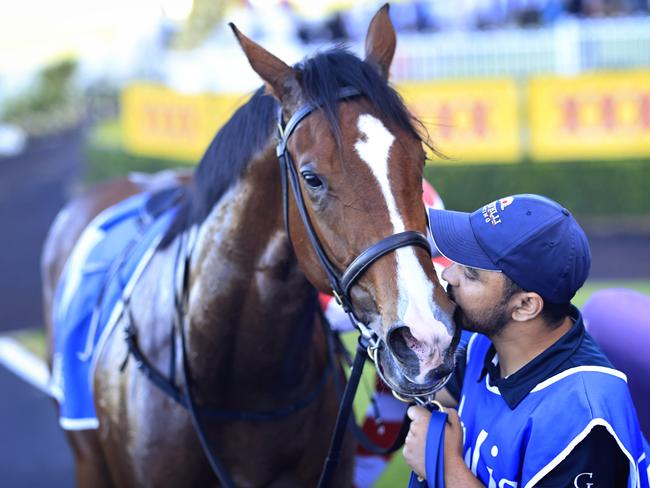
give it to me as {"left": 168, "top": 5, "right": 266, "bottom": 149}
{"left": 277, "top": 86, "right": 431, "bottom": 345}
{"left": 276, "top": 87, "right": 434, "bottom": 487}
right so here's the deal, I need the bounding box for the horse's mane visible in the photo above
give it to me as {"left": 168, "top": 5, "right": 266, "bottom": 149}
{"left": 161, "top": 46, "right": 426, "bottom": 247}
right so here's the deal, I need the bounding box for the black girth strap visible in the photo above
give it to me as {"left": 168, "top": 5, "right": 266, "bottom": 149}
{"left": 123, "top": 322, "right": 332, "bottom": 421}
{"left": 120, "top": 230, "right": 333, "bottom": 488}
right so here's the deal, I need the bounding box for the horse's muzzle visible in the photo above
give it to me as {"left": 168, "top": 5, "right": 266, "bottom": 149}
{"left": 374, "top": 340, "right": 454, "bottom": 400}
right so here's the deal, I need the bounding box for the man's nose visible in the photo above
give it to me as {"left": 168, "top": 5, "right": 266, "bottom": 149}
{"left": 441, "top": 262, "right": 457, "bottom": 285}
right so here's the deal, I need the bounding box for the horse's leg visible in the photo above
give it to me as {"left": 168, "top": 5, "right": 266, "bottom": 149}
{"left": 66, "top": 430, "right": 114, "bottom": 488}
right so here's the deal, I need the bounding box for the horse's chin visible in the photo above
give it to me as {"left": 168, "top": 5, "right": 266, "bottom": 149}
{"left": 374, "top": 343, "right": 452, "bottom": 400}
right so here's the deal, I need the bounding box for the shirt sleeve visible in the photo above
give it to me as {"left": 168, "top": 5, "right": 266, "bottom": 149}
{"left": 535, "top": 425, "right": 629, "bottom": 487}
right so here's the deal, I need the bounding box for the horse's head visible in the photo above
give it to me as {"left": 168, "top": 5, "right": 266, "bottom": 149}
{"left": 231, "top": 5, "right": 457, "bottom": 399}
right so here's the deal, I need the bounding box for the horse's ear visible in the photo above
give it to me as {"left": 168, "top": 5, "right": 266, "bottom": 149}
{"left": 230, "top": 23, "right": 300, "bottom": 103}
{"left": 364, "top": 3, "right": 396, "bottom": 80}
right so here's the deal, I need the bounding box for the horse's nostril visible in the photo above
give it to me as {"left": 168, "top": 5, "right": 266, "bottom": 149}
{"left": 386, "top": 326, "right": 419, "bottom": 365}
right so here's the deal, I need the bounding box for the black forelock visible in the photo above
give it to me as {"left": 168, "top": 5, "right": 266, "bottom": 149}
{"left": 296, "top": 47, "right": 424, "bottom": 145}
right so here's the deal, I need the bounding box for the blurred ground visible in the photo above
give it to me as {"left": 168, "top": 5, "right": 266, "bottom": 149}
{"left": 0, "top": 366, "right": 74, "bottom": 487}
{"left": 0, "top": 129, "right": 82, "bottom": 486}
{"left": 0, "top": 129, "right": 648, "bottom": 486}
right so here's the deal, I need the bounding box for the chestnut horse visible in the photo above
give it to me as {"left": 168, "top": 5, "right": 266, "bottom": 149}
{"left": 42, "top": 5, "right": 457, "bottom": 487}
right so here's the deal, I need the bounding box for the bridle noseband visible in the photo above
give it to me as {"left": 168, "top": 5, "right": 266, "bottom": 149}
{"left": 276, "top": 86, "right": 432, "bottom": 352}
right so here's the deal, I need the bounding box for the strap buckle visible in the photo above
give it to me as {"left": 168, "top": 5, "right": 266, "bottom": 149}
{"left": 332, "top": 289, "right": 344, "bottom": 307}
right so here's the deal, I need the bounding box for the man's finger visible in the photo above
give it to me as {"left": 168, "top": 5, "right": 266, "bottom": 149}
{"left": 445, "top": 407, "right": 460, "bottom": 425}
{"left": 407, "top": 405, "right": 425, "bottom": 420}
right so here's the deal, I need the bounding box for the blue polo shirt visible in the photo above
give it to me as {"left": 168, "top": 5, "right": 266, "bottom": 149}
{"left": 445, "top": 307, "right": 648, "bottom": 488}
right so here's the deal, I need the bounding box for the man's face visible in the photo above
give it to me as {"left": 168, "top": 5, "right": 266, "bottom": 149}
{"left": 441, "top": 263, "right": 512, "bottom": 337}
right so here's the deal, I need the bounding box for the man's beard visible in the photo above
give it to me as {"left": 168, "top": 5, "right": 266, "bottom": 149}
{"left": 447, "top": 287, "right": 511, "bottom": 337}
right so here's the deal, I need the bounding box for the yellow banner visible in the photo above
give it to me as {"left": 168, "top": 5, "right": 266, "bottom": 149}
{"left": 122, "top": 84, "right": 247, "bottom": 162}
{"left": 398, "top": 79, "right": 521, "bottom": 164}
{"left": 529, "top": 72, "right": 650, "bottom": 161}
{"left": 122, "top": 73, "right": 650, "bottom": 164}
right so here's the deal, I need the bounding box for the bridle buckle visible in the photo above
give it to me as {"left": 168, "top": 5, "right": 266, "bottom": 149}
{"left": 332, "top": 289, "right": 344, "bottom": 308}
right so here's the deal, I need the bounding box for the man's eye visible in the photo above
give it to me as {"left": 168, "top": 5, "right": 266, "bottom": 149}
{"left": 463, "top": 269, "right": 478, "bottom": 281}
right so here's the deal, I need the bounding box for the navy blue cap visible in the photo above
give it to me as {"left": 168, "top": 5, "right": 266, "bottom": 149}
{"left": 428, "top": 194, "right": 591, "bottom": 304}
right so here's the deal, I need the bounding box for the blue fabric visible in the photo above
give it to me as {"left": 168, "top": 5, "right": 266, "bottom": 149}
{"left": 458, "top": 333, "right": 649, "bottom": 488}
{"left": 50, "top": 192, "right": 178, "bottom": 429}
{"left": 407, "top": 410, "right": 447, "bottom": 488}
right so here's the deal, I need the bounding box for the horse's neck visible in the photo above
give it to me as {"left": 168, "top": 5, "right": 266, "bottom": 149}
{"left": 185, "top": 151, "right": 319, "bottom": 403}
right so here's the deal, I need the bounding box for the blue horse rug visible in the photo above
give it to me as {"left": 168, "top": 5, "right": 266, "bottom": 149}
{"left": 50, "top": 188, "right": 181, "bottom": 430}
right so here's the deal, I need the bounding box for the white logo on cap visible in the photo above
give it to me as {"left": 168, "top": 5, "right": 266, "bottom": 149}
{"left": 499, "top": 197, "right": 514, "bottom": 210}
{"left": 482, "top": 196, "right": 515, "bottom": 226}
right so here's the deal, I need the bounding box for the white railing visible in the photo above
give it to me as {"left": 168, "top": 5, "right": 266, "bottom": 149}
{"left": 147, "top": 15, "right": 650, "bottom": 94}
{"left": 370, "top": 16, "right": 650, "bottom": 81}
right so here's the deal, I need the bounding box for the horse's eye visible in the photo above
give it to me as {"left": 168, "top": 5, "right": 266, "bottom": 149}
{"left": 301, "top": 171, "right": 324, "bottom": 189}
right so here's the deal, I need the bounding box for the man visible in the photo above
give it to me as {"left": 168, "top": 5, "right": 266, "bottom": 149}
{"left": 403, "top": 194, "right": 649, "bottom": 487}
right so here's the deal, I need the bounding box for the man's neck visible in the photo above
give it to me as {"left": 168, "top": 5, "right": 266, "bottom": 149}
{"left": 491, "top": 316, "right": 573, "bottom": 378}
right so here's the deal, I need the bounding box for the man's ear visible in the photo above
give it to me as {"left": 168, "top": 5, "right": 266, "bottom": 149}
{"left": 510, "top": 292, "right": 544, "bottom": 322}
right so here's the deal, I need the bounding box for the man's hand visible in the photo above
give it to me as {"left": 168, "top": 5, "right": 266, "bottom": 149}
{"left": 444, "top": 408, "right": 464, "bottom": 461}
{"left": 443, "top": 408, "right": 485, "bottom": 487}
{"left": 403, "top": 405, "right": 430, "bottom": 479}
{"left": 403, "top": 406, "right": 485, "bottom": 486}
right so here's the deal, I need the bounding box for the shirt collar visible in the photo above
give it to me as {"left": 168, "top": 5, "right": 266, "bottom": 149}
{"left": 478, "top": 306, "right": 585, "bottom": 409}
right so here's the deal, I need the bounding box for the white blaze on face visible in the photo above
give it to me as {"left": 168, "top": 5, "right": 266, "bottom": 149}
{"left": 355, "top": 114, "right": 449, "bottom": 378}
